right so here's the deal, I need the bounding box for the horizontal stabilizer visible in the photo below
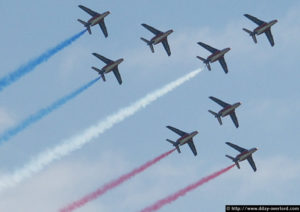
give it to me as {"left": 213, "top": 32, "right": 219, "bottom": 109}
{"left": 77, "top": 19, "right": 87, "bottom": 25}
{"left": 208, "top": 110, "right": 222, "bottom": 125}
{"left": 226, "top": 155, "right": 240, "bottom": 169}
{"left": 197, "top": 56, "right": 211, "bottom": 70}
{"left": 196, "top": 56, "right": 205, "bottom": 62}
{"left": 141, "top": 37, "right": 154, "bottom": 53}
{"left": 166, "top": 139, "right": 180, "bottom": 153}
{"left": 243, "top": 28, "right": 257, "bottom": 43}
{"left": 78, "top": 19, "right": 91, "bottom": 34}
{"left": 208, "top": 110, "right": 218, "bottom": 117}
{"left": 92, "top": 67, "right": 106, "bottom": 81}
{"left": 225, "top": 155, "right": 234, "bottom": 160}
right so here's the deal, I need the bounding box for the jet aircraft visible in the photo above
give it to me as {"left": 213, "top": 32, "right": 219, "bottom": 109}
{"left": 92, "top": 53, "right": 124, "bottom": 85}
{"left": 78, "top": 5, "right": 110, "bottom": 37}
{"left": 166, "top": 126, "right": 198, "bottom": 156}
{"left": 208, "top": 96, "right": 241, "bottom": 128}
{"left": 225, "top": 142, "right": 258, "bottom": 172}
{"left": 140, "top": 23, "right": 173, "bottom": 56}
{"left": 197, "top": 42, "right": 231, "bottom": 74}
{"left": 243, "top": 14, "right": 278, "bottom": 47}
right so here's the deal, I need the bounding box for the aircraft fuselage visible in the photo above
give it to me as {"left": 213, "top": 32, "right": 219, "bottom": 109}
{"left": 208, "top": 48, "right": 231, "bottom": 63}
{"left": 219, "top": 102, "right": 241, "bottom": 117}
{"left": 151, "top": 30, "right": 173, "bottom": 45}
{"left": 254, "top": 20, "right": 277, "bottom": 35}
{"left": 177, "top": 131, "right": 198, "bottom": 146}
{"left": 103, "top": 58, "right": 124, "bottom": 73}
{"left": 88, "top": 11, "right": 110, "bottom": 26}
{"left": 236, "top": 148, "right": 258, "bottom": 162}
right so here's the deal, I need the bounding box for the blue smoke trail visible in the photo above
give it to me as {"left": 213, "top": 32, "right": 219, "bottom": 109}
{"left": 0, "top": 77, "right": 100, "bottom": 145}
{"left": 0, "top": 30, "right": 87, "bottom": 92}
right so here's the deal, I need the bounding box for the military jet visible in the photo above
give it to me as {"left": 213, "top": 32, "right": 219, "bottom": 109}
{"left": 78, "top": 5, "right": 110, "bottom": 37}
{"left": 243, "top": 14, "right": 278, "bottom": 47}
{"left": 208, "top": 96, "right": 241, "bottom": 128}
{"left": 197, "top": 42, "right": 231, "bottom": 74}
{"left": 166, "top": 126, "right": 198, "bottom": 156}
{"left": 92, "top": 53, "right": 124, "bottom": 85}
{"left": 140, "top": 23, "right": 173, "bottom": 56}
{"left": 225, "top": 142, "right": 258, "bottom": 172}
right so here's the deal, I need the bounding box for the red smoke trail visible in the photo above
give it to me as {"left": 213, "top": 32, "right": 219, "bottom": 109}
{"left": 60, "top": 149, "right": 176, "bottom": 212}
{"left": 140, "top": 164, "right": 235, "bottom": 212}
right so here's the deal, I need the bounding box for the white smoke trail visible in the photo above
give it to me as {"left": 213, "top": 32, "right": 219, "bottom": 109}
{"left": 0, "top": 69, "right": 201, "bottom": 192}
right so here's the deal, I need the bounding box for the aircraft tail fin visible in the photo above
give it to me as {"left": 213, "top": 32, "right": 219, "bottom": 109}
{"left": 196, "top": 56, "right": 211, "bottom": 70}
{"left": 92, "top": 67, "right": 106, "bottom": 81}
{"left": 243, "top": 28, "right": 257, "bottom": 43}
{"left": 140, "top": 37, "right": 154, "bottom": 53}
{"left": 166, "top": 139, "right": 181, "bottom": 153}
{"left": 78, "top": 19, "right": 91, "bottom": 34}
{"left": 226, "top": 155, "right": 240, "bottom": 169}
{"left": 208, "top": 110, "right": 222, "bottom": 125}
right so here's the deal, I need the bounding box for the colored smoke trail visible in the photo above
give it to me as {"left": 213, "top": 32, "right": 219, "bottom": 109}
{"left": 60, "top": 149, "right": 176, "bottom": 212}
{"left": 0, "top": 68, "right": 201, "bottom": 192}
{"left": 0, "top": 30, "right": 86, "bottom": 92}
{"left": 0, "top": 77, "right": 100, "bottom": 145}
{"left": 140, "top": 164, "right": 235, "bottom": 212}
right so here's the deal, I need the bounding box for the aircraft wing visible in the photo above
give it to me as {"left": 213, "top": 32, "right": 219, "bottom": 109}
{"left": 197, "top": 42, "right": 218, "bottom": 54}
{"left": 113, "top": 67, "right": 122, "bottom": 85}
{"left": 99, "top": 20, "right": 108, "bottom": 37}
{"left": 264, "top": 29, "right": 275, "bottom": 46}
{"left": 141, "top": 23, "right": 162, "bottom": 35}
{"left": 79, "top": 5, "right": 99, "bottom": 16}
{"left": 244, "top": 14, "right": 265, "bottom": 26}
{"left": 247, "top": 155, "right": 257, "bottom": 172}
{"left": 188, "top": 140, "right": 197, "bottom": 156}
{"left": 218, "top": 56, "right": 228, "bottom": 74}
{"left": 92, "top": 53, "right": 113, "bottom": 64}
{"left": 209, "top": 96, "right": 230, "bottom": 108}
{"left": 226, "top": 142, "right": 246, "bottom": 153}
{"left": 162, "top": 39, "right": 171, "bottom": 56}
{"left": 166, "top": 126, "right": 187, "bottom": 136}
{"left": 229, "top": 111, "right": 239, "bottom": 128}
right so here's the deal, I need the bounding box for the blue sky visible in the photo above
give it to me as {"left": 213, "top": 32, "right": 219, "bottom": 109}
{"left": 0, "top": 0, "right": 300, "bottom": 211}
